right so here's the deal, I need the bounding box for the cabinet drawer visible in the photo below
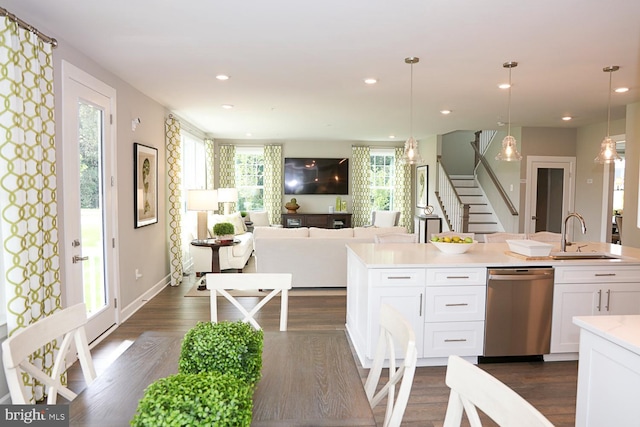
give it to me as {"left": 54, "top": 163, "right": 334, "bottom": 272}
{"left": 555, "top": 266, "right": 640, "bottom": 284}
{"left": 424, "top": 321, "right": 484, "bottom": 357}
{"left": 372, "top": 269, "right": 425, "bottom": 286}
{"left": 427, "top": 267, "right": 486, "bottom": 286}
{"left": 425, "top": 286, "right": 486, "bottom": 322}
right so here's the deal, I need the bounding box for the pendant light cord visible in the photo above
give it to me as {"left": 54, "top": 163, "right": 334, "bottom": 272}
{"left": 606, "top": 69, "right": 612, "bottom": 138}
{"left": 409, "top": 62, "right": 414, "bottom": 136}
{"left": 507, "top": 66, "right": 512, "bottom": 137}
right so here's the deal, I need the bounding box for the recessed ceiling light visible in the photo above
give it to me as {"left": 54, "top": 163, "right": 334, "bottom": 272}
{"left": 615, "top": 87, "right": 629, "bottom": 93}
{"left": 221, "top": 104, "right": 234, "bottom": 109}
{"left": 389, "top": 135, "right": 396, "bottom": 139}
{"left": 440, "top": 110, "right": 452, "bottom": 115}
{"left": 216, "top": 74, "right": 230, "bottom": 80}
{"left": 562, "top": 116, "right": 572, "bottom": 121}
{"left": 498, "top": 83, "right": 511, "bottom": 89}
{"left": 245, "top": 132, "right": 252, "bottom": 137}
{"left": 364, "top": 78, "right": 378, "bottom": 85}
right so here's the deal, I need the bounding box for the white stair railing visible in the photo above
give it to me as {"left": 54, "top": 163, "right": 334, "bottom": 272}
{"left": 436, "top": 157, "right": 470, "bottom": 232}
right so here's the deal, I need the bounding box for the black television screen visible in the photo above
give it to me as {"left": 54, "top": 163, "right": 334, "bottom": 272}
{"left": 284, "top": 158, "right": 349, "bottom": 195}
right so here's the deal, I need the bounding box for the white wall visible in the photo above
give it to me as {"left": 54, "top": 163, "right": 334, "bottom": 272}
{"left": 622, "top": 102, "right": 640, "bottom": 248}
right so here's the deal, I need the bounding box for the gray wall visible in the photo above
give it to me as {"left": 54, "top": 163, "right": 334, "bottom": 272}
{"left": 440, "top": 130, "right": 477, "bottom": 175}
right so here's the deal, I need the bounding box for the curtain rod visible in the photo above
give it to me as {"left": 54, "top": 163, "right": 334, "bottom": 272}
{"left": 0, "top": 7, "right": 58, "bottom": 48}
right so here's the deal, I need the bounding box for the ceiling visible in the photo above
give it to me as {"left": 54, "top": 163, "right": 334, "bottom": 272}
{"left": 4, "top": 0, "right": 640, "bottom": 142}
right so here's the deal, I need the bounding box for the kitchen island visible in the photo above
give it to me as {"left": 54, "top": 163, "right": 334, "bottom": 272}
{"left": 345, "top": 241, "right": 640, "bottom": 367}
{"left": 573, "top": 315, "right": 640, "bottom": 427}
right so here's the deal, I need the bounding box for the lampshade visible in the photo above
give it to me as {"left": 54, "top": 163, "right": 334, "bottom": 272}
{"left": 401, "top": 57, "right": 423, "bottom": 165}
{"left": 187, "top": 189, "right": 218, "bottom": 211}
{"left": 595, "top": 66, "right": 622, "bottom": 164}
{"left": 496, "top": 61, "right": 522, "bottom": 162}
{"left": 217, "top": 188, "right": 238, "bottom": 203}
{"left": 187, "top": 189, "right": 217, "bottom": 241}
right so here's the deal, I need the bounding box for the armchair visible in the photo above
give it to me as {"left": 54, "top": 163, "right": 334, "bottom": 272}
{"left": 369, "top": 210, "right": 401, "bottom": 227}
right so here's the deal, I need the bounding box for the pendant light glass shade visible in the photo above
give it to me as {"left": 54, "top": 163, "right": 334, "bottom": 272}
{"left": 595, "top": 66, "right": 622, "bottom": 164}
{"left": 401, "top": 57, "right": 423, "bottom": 165}
{"left": 496, "top": 61, "right": 522, "bottom": 162}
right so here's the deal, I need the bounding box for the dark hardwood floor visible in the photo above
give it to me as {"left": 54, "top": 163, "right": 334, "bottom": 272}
{"left": 68, "top": 272, "right": 578, "bottom": 426}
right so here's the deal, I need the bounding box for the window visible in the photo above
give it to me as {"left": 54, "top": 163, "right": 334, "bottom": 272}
{"left": 181, "top": 131, "right": 207, "bottom": 200}
{"left": 370, "top": 149, "right": 395, "bottom": 210}
{"left": 235, "top": 146, "right": 264, "bottom": 211}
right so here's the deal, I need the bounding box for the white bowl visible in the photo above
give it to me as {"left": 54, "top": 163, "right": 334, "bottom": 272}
{"left": 430, "top": 240, "right": 477, "bottom": 254}
{"left": 506, "top": 239, "right": 553, "bottom": 257}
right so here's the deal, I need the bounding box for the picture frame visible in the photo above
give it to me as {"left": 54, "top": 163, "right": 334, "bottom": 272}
{"left": 134, "top": 143, "right": 158, "bottom": 228}
{"left": 416, "top": 165, "right": 428, "bottom": 208}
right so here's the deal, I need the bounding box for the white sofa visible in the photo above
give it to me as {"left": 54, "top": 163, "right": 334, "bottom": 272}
{"left": 253, "top": 226, "right": 408, "bottom": 287}
{"left": 190, "top": 212, "right": 254, "bottom": 272}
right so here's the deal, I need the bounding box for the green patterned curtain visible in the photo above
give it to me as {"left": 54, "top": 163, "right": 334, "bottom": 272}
{"left": 205, "top": 138, "right": 215, "bottom": 190}
{"left": 351, "top": 146, "right": 371, "bottom": 227}
{"left": 263, "top": 145, "right": 283, "bottom": 225}
{"left": 218, "top": 144, "right": 236, "bottom": 212}
{"left": 0, "top": 16, "right": 61, "bottom": 402}
{"left": 165, "top": 116, "right": 183, "bottom": 286}
{"left": 394, "top": 147, "right": 413, "bottom": 232}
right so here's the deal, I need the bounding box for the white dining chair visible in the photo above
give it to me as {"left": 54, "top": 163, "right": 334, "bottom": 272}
{"left": 206, "top": 273, "right": 292, "bottom": 331}
{"left": 374, "top": 233, "right": 419, "bottom": 243}
{"left": 2, "top": 303, "right": 96, "bottom": 404}
{"left": 364, "top": 304, "right": 417, "bottom": 427}
{"left": 527, "top": 231, "right": 562, "bottom": 242}
{"left": 484, "top": 232, "right": 527, "bottom": 243}
{"left": 442, "top": 355, "right": 554, "bottom": 427}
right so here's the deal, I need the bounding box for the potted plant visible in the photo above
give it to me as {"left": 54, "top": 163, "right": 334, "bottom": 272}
{"left": 130, "top": 371, "right": 253, "bottom": 427}
{"left": 285, "top": 197, "right": 300, "bottom": 213}
{"left": 213, "top": 222, "right": 235, "bottom": 243}
{"left": 179, "top": 321, "right": 264, "bottom": 386}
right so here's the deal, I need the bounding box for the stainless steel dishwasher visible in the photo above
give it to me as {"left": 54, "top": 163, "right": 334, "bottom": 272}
{"left": 484, "top": 267, "right": 554, "bottom": 358}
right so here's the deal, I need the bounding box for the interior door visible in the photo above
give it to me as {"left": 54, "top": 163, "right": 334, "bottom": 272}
{"left": 525, "top": 157, "right": 575, "bottom": 235}
{"left": 62, "top": 62, "right": 118, "bottom": 343}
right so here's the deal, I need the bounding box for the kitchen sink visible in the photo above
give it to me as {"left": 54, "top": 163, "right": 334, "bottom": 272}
{"left": 549, "top": 252, "right": 621, "bottom": 260}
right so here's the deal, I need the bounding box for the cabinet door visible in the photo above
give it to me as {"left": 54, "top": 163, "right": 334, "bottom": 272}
{"left": 607, "top": 283, "right": 640, "bottom": 315}
{"left": 368, "top": 286, "right": 424, "bottom": 359}
{"left": 550, "top": 283, "right": 600, "bottom": 353}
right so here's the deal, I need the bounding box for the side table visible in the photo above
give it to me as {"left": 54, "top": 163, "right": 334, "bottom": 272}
{"left": 190, "top": 239, "right": 239, "bottom": 288}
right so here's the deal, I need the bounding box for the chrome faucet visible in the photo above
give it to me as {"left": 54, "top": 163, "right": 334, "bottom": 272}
{"left": 561, "top": 212, "right": 587, "bottom": 252}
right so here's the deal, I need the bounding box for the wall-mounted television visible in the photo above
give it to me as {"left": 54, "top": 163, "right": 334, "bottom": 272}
{"left": 284, "top": 157, "right": 349, "bottom": 195}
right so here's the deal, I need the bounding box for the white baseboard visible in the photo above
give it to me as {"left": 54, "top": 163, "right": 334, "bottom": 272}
{"left": 119, "top": 274, "right": 171, "bottom": 323}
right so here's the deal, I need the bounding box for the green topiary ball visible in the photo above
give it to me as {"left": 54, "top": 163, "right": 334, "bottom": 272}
{"left": 130, "top": 371, "right": 253, "bottom": 427}
{"left": 179, "top": 321, "right": 263, "bottom": 386}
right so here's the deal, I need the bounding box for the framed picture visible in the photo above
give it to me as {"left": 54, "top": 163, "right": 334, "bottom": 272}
{"left": 134, "top": 143, "right": 158, "bottom": 228}
{"left": 416, "top": 165, "right": 428, "bottom": 208}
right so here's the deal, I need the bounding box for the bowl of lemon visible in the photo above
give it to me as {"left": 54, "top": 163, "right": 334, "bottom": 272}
{"left": 430, "top": 233, "right": 477, "bottom": 254}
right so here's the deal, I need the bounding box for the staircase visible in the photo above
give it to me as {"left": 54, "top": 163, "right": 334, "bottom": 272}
{"left": 449, "top": 175, "right": 502, "bottom": 240}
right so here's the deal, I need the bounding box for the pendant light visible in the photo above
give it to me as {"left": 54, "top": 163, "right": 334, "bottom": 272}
{"left": 401, "top": 56, "right": 424, "bottom": 165}
{"left": 496, "top": 61, "right": 523, "bottom": 161}
{"left": 594, "top": 66, "right": 622, "bottom": 164}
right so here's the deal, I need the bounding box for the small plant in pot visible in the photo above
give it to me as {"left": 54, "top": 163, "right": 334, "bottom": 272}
{"left": 213, "top": 222, "right": 235, "bottom": 243}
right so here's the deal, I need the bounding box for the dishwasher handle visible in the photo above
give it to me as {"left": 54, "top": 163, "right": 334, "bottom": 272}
{"left": 488, "top": 269, "right": 554, "bottom": 281}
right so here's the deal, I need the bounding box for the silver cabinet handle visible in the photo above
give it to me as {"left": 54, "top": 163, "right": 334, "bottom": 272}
{"left": 419, "top": 293, "right": 423, "bottom": 317}
{"left": 387, "top": 276, "right": 411, "bottom": 280}
{"left": 597, "top": 289, "right": 602, "bottom": 311}
{"left": 445, "top": 303, "right": 469, "bottom": 307}
{"left": 73, "top": 255, "right": 89, "bottom": 263}
{"left": 606, "top": 289, "right": 611, "bottom": 311}
{"left": 446, "top": 276, "right": 470, "bottom": 279}
{"left": 595, "top": 273, "right": 616, "bottom": 277}
{"left": 444, "top": 338, "right": 467, "bottom": 342}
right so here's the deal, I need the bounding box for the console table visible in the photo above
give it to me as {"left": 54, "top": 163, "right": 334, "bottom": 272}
{"left": 282, "top": 213, "right": 352, "bottom": 228}
{"left": 414, "top": 214, "right": 442, "bottom": 242}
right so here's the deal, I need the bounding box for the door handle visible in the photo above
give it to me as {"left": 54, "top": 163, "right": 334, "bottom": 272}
{"left": 73, "top": 255, "right": 89, "bottom": 263}
{"left": 531, "top": 216, "right": 537, "bottom": 220}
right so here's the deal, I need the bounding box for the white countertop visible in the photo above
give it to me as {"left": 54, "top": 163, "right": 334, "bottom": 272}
{"left": 345, "top": 241, "right": 640, "bottom": 268}
{"left": 573, "top": 315, "right": 640, "bottom": 356}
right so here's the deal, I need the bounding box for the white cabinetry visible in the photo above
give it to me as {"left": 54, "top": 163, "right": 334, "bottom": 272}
{"left": 423, "top": 268, "right": 486, "bottom": 358}
{"left": 346, "top": 248, "right": 486, "bottom": 368}
{"left": 551, "top": 266, "right": 640, "bottom": 354}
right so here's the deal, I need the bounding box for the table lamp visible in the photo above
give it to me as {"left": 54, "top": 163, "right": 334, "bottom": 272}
{"left": 187, "top": 189, "right": 218, "bottom": 241}
{"left": 217, "top": 188, "right": 238, "bottom": 215}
